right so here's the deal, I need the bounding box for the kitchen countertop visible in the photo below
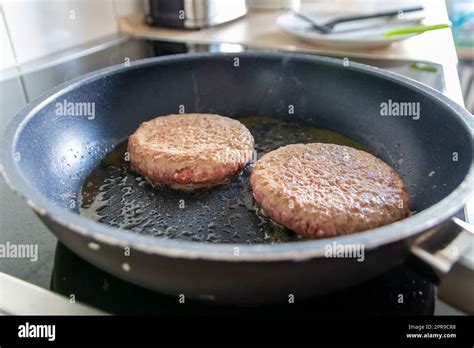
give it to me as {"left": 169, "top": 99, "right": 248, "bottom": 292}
{"left": 118, "top": 0, "right": 464, "bottom": 104}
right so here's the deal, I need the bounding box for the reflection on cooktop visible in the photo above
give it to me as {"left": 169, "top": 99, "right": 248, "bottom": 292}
{"left": 51, "top": 242, "right": 434, "bottom": 316}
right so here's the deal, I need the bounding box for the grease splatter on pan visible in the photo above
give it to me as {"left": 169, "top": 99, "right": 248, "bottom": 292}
{"left": 80, "top": 116, "right": 368, "bottom": 244}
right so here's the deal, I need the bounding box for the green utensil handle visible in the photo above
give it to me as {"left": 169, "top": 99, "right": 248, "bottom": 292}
{"left": 384, "top": 23, "right": 451, "bottom": 37}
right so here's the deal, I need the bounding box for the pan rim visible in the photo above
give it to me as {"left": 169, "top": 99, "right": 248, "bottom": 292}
{"left": 2, "top": 51, "right": 474, "bottom": 261}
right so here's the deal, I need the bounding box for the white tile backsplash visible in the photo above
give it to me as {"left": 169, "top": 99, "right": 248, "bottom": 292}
{"left": 0, "top": 9, "right": 17, "bottom": 70}
{"left": 1, "top": 0, "right": 119, "bottom": 65}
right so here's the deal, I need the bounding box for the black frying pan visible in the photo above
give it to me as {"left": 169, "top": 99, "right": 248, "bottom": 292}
{"left": 2, "top": 52, "right": 474, "bottom": 311}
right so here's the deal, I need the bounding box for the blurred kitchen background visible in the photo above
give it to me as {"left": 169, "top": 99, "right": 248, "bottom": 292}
{"left": 0, "top": 0, "right": 473, "bottom": 315}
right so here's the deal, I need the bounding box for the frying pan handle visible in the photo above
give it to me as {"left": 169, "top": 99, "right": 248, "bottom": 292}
{"left": 410, "top": 217, "right": 474, "bottom": 314}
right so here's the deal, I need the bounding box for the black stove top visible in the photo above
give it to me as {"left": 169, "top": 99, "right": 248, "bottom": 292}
{"left": 0, "top": 37, "right": 461, "bottom": 315}
{"left": 51, "top": 242, "right": 434, "bottom": 315}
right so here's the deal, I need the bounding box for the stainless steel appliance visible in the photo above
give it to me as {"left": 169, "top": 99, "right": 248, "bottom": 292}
{"left": 146, "top": 0, "right": 247, "bottom": 29}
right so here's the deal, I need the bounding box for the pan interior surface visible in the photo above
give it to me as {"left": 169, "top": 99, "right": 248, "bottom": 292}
{"left": 80, "top": 116, "right": 371, "bottom": 244}
{"left": 6, "top": 53, "right": 473, "bottom": 248}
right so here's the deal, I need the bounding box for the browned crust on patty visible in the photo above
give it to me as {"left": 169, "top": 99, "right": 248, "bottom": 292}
{"left": 128, "top": 114, "right": 254, "bottom": 188}
{"left": 250, "top": 143, "right": 410, "bottom": 239}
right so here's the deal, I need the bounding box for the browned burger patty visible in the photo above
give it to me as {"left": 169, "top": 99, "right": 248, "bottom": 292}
{"left": 128, "top": 114, "right": 254, "bottom": 189}
{"left": 250, "top": 143, "right": 410, "bottom": 239}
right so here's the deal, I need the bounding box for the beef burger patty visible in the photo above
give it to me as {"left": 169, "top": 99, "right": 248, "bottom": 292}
{"left": 128, "top": 113, "right": 254, "bottom": 189}
{"left": 250, "top": 143, "right": 410, "bottom": 239}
